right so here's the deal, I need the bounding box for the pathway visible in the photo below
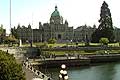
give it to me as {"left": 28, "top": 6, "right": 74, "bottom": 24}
{"left": 23, "top": 61, "right": 52, "bottom": 80}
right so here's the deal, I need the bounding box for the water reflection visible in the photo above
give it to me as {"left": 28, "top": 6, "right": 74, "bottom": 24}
{"left": 44, "top": 62, "right": 120, "bottom": 80}
{"left": 113, "top": 63, "right": 120, "bottom": 80}
{"left": 68, "top": 63, "right": 115, "bottom": 80}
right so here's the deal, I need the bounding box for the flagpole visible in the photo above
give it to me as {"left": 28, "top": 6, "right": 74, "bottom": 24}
{"left": 10, "top": 0, "right": 11, "bottom": 35}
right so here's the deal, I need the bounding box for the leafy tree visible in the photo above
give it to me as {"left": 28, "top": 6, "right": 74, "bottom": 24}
{"left": 91, "top": 1, "right": 114, "bottom": 42}
{"left": 8, "top": 35, "right": 18, "bottom": 42}
{"left": 99, "top": 37, "right": 109, "bottom": 45}
{"left": 0, "top": 50, "right": 25, "bottom": 80}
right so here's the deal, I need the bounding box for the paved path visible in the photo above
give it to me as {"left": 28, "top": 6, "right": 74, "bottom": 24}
{"left": 23, "top": 62, "right": 52, "bottom": 80}
{"left": 16, "top": 59, "right": 41, "bottom": 80}
{"left": 23, "top": 66, "right": 40, "bottom": 80}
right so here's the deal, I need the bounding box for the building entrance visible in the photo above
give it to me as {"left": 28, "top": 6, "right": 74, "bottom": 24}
{"left": 58, "top": 34, "right": 61, "bottom": 39}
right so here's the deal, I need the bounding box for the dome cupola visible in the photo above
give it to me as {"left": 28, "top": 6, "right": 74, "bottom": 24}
{"left": 51, "top": 5, "right": 60, "bottom": 17}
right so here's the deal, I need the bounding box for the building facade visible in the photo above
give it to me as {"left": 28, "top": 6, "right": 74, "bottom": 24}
{"left": 114, "top": 27, "right": 120, "bottom": 42}
{"left": 73, "top": 25, "right": 96, "bottom": 42}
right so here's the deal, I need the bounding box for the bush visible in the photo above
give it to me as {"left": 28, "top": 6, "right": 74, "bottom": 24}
{"left": 36, "top": 42, "right": 48, "bottom": 48}
{"left": 48, "top": 38, "right": 56, "bottom": 44}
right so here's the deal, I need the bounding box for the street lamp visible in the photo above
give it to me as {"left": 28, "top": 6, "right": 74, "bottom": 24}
{"left": 59, "top": 64, "right": 68, "bottom": 80}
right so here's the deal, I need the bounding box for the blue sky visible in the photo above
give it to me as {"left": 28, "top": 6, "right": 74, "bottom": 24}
{"left": 0, "top": 0, "right": 120, "bottom": 34}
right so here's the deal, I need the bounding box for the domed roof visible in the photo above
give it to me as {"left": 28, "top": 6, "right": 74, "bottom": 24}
{"left": 51, "top": 6, "right": 60, "bottom": 17}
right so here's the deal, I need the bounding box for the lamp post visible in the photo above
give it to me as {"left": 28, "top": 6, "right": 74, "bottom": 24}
{"left": 59, "top": 64, "right": 68, "bottom": 80}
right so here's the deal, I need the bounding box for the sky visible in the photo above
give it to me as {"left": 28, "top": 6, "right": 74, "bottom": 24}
{"left": 0, "top": 0, "right": 120, "bottom": 34}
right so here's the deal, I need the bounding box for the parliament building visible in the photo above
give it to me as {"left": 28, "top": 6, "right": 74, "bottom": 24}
{"left": 14, "top": 6, "right": 97, "bottom": 43}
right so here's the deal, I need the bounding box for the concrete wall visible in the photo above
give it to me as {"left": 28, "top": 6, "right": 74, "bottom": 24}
{"left": 0, "top": 47, "right": 40, "bottom": 60}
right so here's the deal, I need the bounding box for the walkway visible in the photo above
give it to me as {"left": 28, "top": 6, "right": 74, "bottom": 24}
{"left": 23, "top": 66, "right": 40, "bottom": 80}
{"left": 23, "top": 61, "right": 52, "bottom": 80}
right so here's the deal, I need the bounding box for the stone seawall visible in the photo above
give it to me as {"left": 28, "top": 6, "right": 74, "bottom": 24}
{"left": 31, "top": 54, "right": 120, "bottom": 68}
{"left": 37, "top": 59, "right": 91, "bottom": 68}
{"left": 89, "top": 54, "right": 120, "bottom": 63}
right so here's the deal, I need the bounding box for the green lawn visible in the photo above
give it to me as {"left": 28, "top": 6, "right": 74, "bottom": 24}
{"left": 108, "top": 43, "right": 120, "bottom": 47}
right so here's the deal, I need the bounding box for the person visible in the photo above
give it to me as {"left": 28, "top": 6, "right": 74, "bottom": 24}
{"left": 77, "top": 54, "right": 79, "bottom": 59}
{"left": 26, "top": 57, "right": 29, "bottom": 63}
{"left": 6, "top": 50, "right": 8, "bottom": 53}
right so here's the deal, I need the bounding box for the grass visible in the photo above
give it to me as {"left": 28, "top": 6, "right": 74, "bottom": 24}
{"left": 2, "top": 42, "right": 120, "bottom": 48}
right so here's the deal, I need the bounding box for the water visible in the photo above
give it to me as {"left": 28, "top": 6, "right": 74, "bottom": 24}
{"left": 45, "top": 62, "right": 120, "bottom": 80}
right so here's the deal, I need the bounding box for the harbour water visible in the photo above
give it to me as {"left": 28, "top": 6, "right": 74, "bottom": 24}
{"left": 45, "top": 62, "right": 120, "bottom": 80}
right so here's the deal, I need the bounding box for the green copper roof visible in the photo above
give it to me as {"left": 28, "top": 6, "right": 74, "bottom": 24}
{"left": 51, "top": 6, "right": 60, "bottom": 17}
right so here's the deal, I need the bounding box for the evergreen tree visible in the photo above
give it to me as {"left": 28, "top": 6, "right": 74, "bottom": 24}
{"left": 91, "top": 1, "right": 114, "bottom": 42}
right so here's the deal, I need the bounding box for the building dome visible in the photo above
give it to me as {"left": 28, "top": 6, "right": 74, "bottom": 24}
{"left": 51, "top": 6, "right": 60, "bottom": 17}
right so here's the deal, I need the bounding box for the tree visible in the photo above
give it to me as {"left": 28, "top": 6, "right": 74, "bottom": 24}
{"left": 0, "top": 24, "right": 4, "bottom": 34}
{"left": 0, "top": 50, "right": 25, "bottom": 80}
{"left": 4, "top": 35, "right": 18, "bottom": 46}
{"left": 91, "top": 1, "right": 114, "bottom": 42}
{"left": 11, "top": 26, "right": 19, "bottom": 39}
{"left": 99, "top": 37, "right": 109, "bottom": 45}
{"left": 0, "top": 24, "right": 6, "bottom": 43}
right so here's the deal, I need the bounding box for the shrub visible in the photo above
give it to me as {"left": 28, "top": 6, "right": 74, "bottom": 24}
{"left": 48, "top": 38, "right": 56, "bottom": 44}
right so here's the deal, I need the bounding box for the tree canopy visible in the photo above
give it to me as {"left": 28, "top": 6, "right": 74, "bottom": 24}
{"left": 0, "top": 50, "right": 25, "bottom": 80}
{"left": 91, "top": 1, "right": 115, "bottom": 43}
